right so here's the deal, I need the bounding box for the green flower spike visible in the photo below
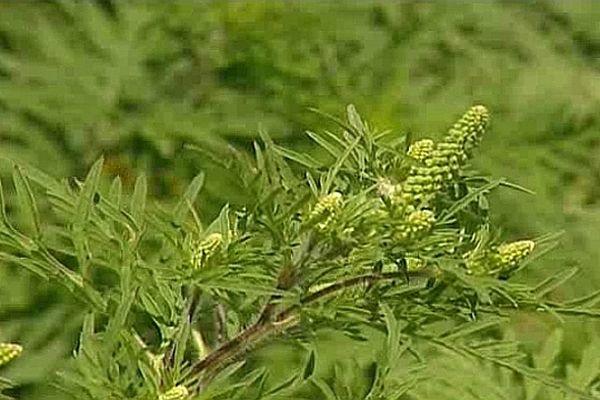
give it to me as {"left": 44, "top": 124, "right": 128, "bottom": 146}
{"left": 158, "top": 385, "right": 189, "bottom": 400}
{"left": 401, "top": 105, "right": 490, "bottom": 203}
{"left": 495, "top": 240, "right": 535, "bottom": 270}
{"left": 308, "top": 191, "right": 343, "bottom": 231}
{"left": 445, "top": 105, "right": 490, "bottom": 155}
{"left": 0, "top": 343, "right": 22, "bottom": 367}
{"left": 397, "top": 209, "right": 436, "bottom": 242}
{"left": 407, "top": 139, "right": 435, "bottom": 162}
{"left": 190, "top": 232, "right": 223, "bottom": 269}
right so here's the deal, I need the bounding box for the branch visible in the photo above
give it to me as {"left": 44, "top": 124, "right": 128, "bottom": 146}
{"left": 190, "top": 269, "right": 431, "bottom": 382}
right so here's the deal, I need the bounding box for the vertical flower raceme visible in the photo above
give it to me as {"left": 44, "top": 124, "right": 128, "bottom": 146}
{"left": 307, "top": 191, "right": 343, "bottom": 232}
{"left": 158, "top": 385, "right": 189, "bottom": 400}
{"left": 190, "top": 233, "right": 223, "bottom": 269}
{"left": 444, "top": 105, "right": 490, "bottom": 156}
{"left": 0, "top": 343, "right": 22, "bottom": 367}
{"left": 401, "top": 105, "right": 489, "bottom": 204}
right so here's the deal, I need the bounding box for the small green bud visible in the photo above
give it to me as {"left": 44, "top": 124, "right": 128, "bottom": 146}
{"left": 190, "top": 233, "right": 223, "bottom": 269}
{"left": 0, "top": 343, "right": 22, "bottom": 367}
{"left": 496, "top": 240, "right": 535, "bottom": 269}
{"left": 407, "top": 139, "right": 435, "bottom": 162}
{"left": 158, "top": 385, "right": 189, "bottom": 400}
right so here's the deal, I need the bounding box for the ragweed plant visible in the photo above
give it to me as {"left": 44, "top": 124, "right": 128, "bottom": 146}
{"left": 1, "top": 105, "right": 600, "bottom": 400}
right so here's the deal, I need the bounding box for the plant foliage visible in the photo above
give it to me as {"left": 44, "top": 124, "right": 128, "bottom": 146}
{"left": 1, "top": 106, "right": 600, "bottom": 399}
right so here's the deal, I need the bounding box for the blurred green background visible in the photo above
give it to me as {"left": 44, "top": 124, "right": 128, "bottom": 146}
{"left": 1, "top": 1, "right": 600, "bottom": 398}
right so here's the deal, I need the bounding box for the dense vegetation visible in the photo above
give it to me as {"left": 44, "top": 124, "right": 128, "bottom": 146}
{"left": 1, "top": 1, "right": 600, "bottom": 399}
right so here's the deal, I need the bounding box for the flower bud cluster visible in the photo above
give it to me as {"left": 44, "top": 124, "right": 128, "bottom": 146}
{"left": 495, "top": 240, "right": 535, "bottom": 269}
{"left": 190, "top": 233, "right": 223, "bottom": 269}
{"left": 0, "top": 343, "right": 22, "bottom": 367}
{"left": 445, "top": 105, "right": 489, "bottom": 156}
{"left": 395, "top": 209, "right": 435, "bottom": 242}
{"left": 402, "top": 106, "right": 489, "bottom": 202}
{"left": 407, "top": 139, "right": 435, "bottom": 162}
{"left": 158, "top": 385, "right": 189, "bottom": 400}
{"left": 308, "top": 192, "right": 343, "bottom": 232}
{"left": 464, "top": 239, "right": 535, "bottom": 275}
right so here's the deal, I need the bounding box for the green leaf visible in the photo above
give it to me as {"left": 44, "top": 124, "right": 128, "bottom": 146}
{"left": 311, "top": 378, "right": 338, "bottom": 400}
{"left": 534, "top": 267, "right": 579, "bottom": 298}
{"left": 108, "top": 176, "right": 123, "bottom": 206}
{"left": 346, "top": 104, "right": 366, "bottom": 135}
{"left": 439, "top": 180, "right": 501, "bottom": 224}
{"left": 306, "top": 130, "right": 343, "bottom": 159}
{"left": 526, "top": 329, "right": 563, "bottom": 400}
{"left": 264, "top": 373, "right": 300, "bottom": 397}
{"left": 433, "top": 339, "right": 599, "bottom": 400}
{"left": 172, "top": 172, "right": 205, "bottom": 227}
{"left": 323, "top": 136, "right": 361, "bottom": 193}
{"left": 205, "top": 203, "right": 230, "bottom": 242}
{"left": 302, "top": 349, "right": 316, "bottom": 380}
{"left": 75, "top": 157, "right": 103, "bottom": 228}
{"left": 13, "top": 164, "right": 42, "bottom": 237}
{"left": 130, "top": 174, "right": 147, "bottom": 224}
{"left": 562, "top": 289, "right": 600, "bottom": 308}
{"left": 272, "top": 144, "right": 321, "bottom": 169}
{"left": 439, "top": 317, "right": 506, "bottom": 341}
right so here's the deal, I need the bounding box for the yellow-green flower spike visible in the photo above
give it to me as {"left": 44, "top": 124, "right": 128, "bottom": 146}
{"left": 0, "top": 343, "right": 22, "bottom": 367}
{"left": 308, "top": 191, "right": 343, "bottom": 231}
{"left": 158, "top": 385, "right": 189, "bottom": 400}
{"left": 396, "top": 209, "right": 435, "bottom": 242}
{"left": 445, "top": 105, "right": 489, "bottom": 155}
{"left": 407, "top": 139, "right": 435, "bottom": 162}
{"left": 496, "top": 240, "right": 535, "bottom": 269}
{"left": 400, "top": 106, "right": 489, "bottom": 205}
{"left": 190, "top": 232, "right": 223, "bottom": 269}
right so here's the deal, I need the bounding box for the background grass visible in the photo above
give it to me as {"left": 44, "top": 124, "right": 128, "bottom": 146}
{"left": 1, "top": 1, "right": 600, "bottom": 398}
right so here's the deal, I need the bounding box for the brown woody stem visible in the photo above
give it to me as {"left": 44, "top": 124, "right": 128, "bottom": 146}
{"left": 190, "top": 270, "right": 427, "bottom": 382}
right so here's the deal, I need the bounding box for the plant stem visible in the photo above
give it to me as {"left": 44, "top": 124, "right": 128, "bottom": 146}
{"left": 190, "top": 269, "right": 431, "bottom": 384}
